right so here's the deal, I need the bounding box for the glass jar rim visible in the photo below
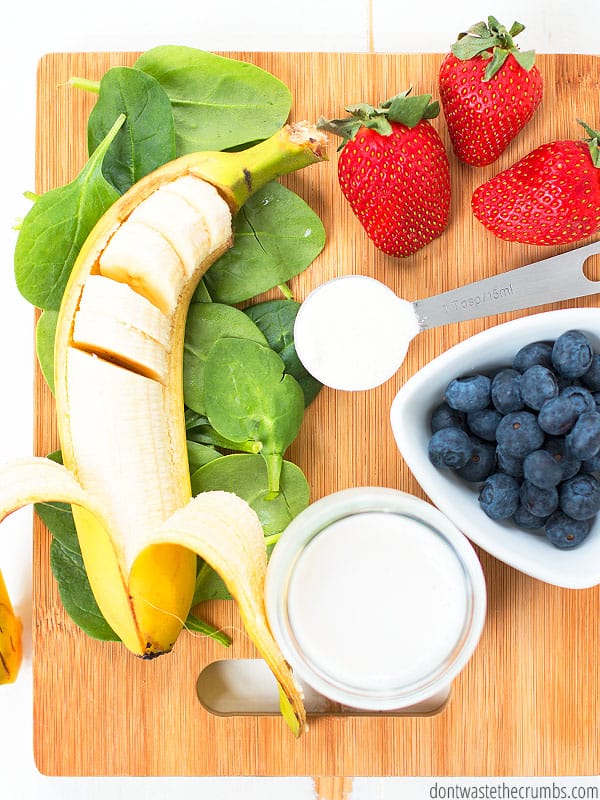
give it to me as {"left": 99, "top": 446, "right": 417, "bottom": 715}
{"left": 265, "top": 487, "right": 487, "bottom": 711}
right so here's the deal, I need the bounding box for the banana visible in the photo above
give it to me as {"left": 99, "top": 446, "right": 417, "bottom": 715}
{"left": 1, "top": 123, "right": 327, "bottom": 735}
{"left": 0, "top": 568, "right": 22, "bottom": 685}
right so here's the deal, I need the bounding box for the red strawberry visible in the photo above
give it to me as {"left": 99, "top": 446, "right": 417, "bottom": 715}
{"left": 317, "top": 91, "right": 451, "bottom": 257}
{"left": 472, "top": 122, "right": 600, "bottom": 245}
{"left": 439, "top": 16, "right": 543, "bottom": 166}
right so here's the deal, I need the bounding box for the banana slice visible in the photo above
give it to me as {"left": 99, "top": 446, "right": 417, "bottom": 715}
{"left": 162, "top": 176, "right": 232, "bottom": 253}
{"left": 99, "top": 221, "right": 186, "bottom": 314}
{"left": 129, "top": 187, "right": 213, "bottom": 277}
{"left": 72, "top": 310, "right": 168, "bottom": 382}
{"left": 77, "top": 275, "right": 172, "bottom": 348}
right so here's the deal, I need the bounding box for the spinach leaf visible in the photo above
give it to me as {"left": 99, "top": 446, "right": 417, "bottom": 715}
{"left": 14, "top": 114, "right": 124, "bottom": 310}
{"left": 185, "top": 612, "right": 231, "bottom": 647}
{"left": 244, "top": 300, "right": 323, "bottom": 407}
{"left": 35, "top": 309, "right": 58, "bottom": 394}
{"left": 87, "top": 67, "right": 176, "bottom": 194}
{"left": 203, "top": 338, "right": 305, "bottom": 496}
{"left": 184, "top": 302, "right": 267, "bottom": 415}
{"left": 36, "top": 501, "right": 120, "bottom": 641}
{"left": 191, "top": 455, "right": 310, "bottom": 603}
{"left": 204, "top": 181, "right": 326, "bottom": 304}
{"left": 186, "top": 440, "right": 220, "bottom": 474}
{"left": 191, "top": 455, "right": 309, "bottom": 538}
{"left": 191, "top": 278, "right": 212, "bottom": 303}
{"left": 134, "top": 46, "right": 291, "bottom": 154}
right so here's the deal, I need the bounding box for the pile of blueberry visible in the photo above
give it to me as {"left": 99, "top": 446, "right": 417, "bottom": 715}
{"left": 428, "top": 329, "right": 600, "bottom": 549}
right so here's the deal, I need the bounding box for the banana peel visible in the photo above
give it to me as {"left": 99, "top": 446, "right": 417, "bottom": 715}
{"left": 1, "top": 123, "right": 327, "bottom": 734}
{"left": 0, "top": 568, "right": 23, "bottom": 685}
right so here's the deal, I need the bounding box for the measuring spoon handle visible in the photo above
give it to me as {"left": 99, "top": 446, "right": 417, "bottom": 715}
{"left": 413, "top": 240, "right": 600, "bottom": 330}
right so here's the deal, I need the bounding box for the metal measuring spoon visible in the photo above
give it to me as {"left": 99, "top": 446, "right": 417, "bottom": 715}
{"left": 294, "top": 240, "right": 600, "bottom": 392}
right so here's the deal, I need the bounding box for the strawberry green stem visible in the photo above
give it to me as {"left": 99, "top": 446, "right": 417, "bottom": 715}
{"left": 318, "top": 89, "right": 440, "bottom": 145}
{"left": 451, "top": 15, "right": 536, "bottom": 80}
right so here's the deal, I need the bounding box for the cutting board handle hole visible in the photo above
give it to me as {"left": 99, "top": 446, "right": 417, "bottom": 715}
{"left": 196, "top": 659, "right": 450, "bottom": 718}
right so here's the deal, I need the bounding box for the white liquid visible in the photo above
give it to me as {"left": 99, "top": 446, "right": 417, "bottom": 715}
{"left": 293, "top": 275, "right": 420, "bottom": 391}
{"left": 286, "top": 511, "right": 468, "bottom": 691}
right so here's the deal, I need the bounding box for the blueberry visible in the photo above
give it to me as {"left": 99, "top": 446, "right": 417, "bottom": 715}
{"left": 559, "top": 473, "right": 600, "bottom": 520}
{"left": 582, "top": 452, "right": 600, "bottom": 473}
{"left": 519, "top": 365, "right": 559, "bottom": 411}
{"left": 491, "top": 369, "right": 523, "bottom": 414}
{"left": 545, "top": 511, "right": 591, "bottom": 549}
{"left": 552, "top": 330, "right": 594, "bottom": 379}
{"left": 466, "top": 408, "right": 502, "bottom": 441}
{"left": 523, "top": 449, "right": 563, "bottom": 489}
{"left": 478, "top": 473, "right": 521, "bottom": 520}
{"left": 496, "top": 447, "right": 524, "bottom": 478}
{"left": 560, "top": 385, "right": 595, "bottom": 414}
{"left": 430, "top": 402, "right": 467, "bottom": 434}
{"left": 456, "top": 439, "right": 497, "bottom": 483}
{"left": 520, "top": 480, "right": 559, "bottom": 517}
{"left": 495, "top": 411, "right": 544, "bottom": 458}
{"left": 581, "top": 352, "right": 600, "bottom": 391}
{"left": 513, "top": 341, "right": 554, "bottom": 372}
{"left": 428, "top": 427, "right": 473, "bottom": 470}
{"left": 513, "top": 504, "right": 549, "bottom": 530}
{"left": 565, "top": 410, "right": 600, "bottom": 461}
{"left": 544, "top": 437, "right": 581, "bottom": 481}
{"left": 538, "top": 395, "right": 580, "bottom": 435}
{"left": 444, "top": 374, "right": 491, "bottom": 412}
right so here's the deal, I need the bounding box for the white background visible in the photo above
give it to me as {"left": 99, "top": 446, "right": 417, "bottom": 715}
{"left": 1, "top": 1, "right": 599, "bottom": 798}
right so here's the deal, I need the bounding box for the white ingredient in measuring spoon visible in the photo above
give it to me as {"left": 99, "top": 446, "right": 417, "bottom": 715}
{"left": 294, "top": 276, "right": 420, "bottom": 391}
{"left": 286, "top": 512, "right": 468, "bottom": 692}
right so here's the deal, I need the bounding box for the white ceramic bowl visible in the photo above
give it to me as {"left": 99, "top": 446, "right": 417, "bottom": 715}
{"left": 390, "top": 308, "right": 600, "bottom": 590}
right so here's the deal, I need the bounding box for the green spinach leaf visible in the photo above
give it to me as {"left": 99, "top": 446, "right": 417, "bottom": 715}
{"left": 204, "top": 182, "right": 326, "bottom": 304}
{"left": 192, "top": 454, "right": 309, "bottom": 538}
{"left": 36, "top": 501, "right": 120, "bottom": 641}
{"left": 14, "top": 115, "right": 124, "bottom": 310}
{"left": 87, "top": 67, "right": 176, "bottom": 194}
{"left": 244, "top": 299, "right": 323, "bottom": 406}
{"left": 134, "top": 46, "right": 291, "bottom": 154}
{"left": 184, "top": 302, "right": 267, "bottom": 415}
{"left": 191, "top": 455, "right": 310, "bottom": 603}
{"left": 186, "top": 440, "right": 221, "bottom": 474}
{"left": 35, "top": 309, "right": 58, "bottom": 394}
{"left": 203, "top": 338, "right": 305, "bottom": 496}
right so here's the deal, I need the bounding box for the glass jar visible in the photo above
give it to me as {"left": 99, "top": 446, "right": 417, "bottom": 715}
{"left": 265, "top": 487, "right": 487, "bottom": 711}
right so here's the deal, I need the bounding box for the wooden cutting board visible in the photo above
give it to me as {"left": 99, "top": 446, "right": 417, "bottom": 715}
{"left": 32, "top": 50, "right": 600, "bottom": 777}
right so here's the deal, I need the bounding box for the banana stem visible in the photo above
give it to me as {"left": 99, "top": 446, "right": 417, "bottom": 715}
{"left": 189, "top": 122, "right": 328, "bottom": 212}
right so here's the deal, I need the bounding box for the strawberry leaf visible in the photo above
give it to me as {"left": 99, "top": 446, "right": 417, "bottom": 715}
{"left": 386, "top": 94, "right": 437, "bottom": 129}
{"left": 452, "top": 34, "right": 500, "bottom": 60}
{"left": 363, "top": 116, "right": 393, "bottom": 135}
{"left": 484, "top": 48, "right": 510, "bottom": 81}
{"left": 316, "top": 115, "right": 362, "bottom": 146}
{"left": 509, "top": 21, "right": 526, "bottom": 37}
{"left": 578, "top": 120, "right": 600, "bottom": 168}
{"left": 512, "top": 49, "right": 536, "bottom": 71}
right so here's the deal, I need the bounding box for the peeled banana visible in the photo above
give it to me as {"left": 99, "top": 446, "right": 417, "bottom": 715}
{"left": 1, "top": 123, "right": 327, "bottom": 735}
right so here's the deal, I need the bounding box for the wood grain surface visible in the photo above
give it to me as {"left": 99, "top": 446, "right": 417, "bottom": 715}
{"left": 33, "top": 50, "right": 600, "bottom": 777}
